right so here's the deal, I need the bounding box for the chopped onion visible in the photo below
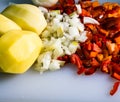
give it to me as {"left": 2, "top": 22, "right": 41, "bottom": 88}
{"left": 83, "top": 17, "right": 100, "bottom": 25}
{"left": 76, "top": 4, "right": 82, "bottom": 14}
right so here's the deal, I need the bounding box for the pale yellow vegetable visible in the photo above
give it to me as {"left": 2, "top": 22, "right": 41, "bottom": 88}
{"left": 0, "top": 30, "right": 42, "bottom": 74}
{"left": 32, "top": 0, "right": 58, "bottom": 7}
{"left": 0, "top": 14, "right": 21, "bottom": 35}
{"left": 2, "top": 4, "right": 47, "bottom": 35}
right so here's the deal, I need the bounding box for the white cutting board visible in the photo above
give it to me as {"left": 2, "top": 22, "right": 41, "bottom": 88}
{"left": 0, "top": 0, "right": 120, "bottom": 102}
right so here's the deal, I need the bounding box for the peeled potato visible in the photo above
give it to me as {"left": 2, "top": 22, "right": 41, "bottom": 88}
{"left": 0, "top": 30, "right": 42, "bottom": 74}
{"left": 0, "top": 14, "right": 21, "bottom": 35}
{"left": 2, "top": 4, "right": 47, "bottom": 35}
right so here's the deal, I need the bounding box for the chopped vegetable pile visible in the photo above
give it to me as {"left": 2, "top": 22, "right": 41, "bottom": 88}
{"left": 34, "top": 0, "right": 120, "bottom": 96}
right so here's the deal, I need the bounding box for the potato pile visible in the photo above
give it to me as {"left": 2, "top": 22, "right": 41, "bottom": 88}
{"left": 0, "top": 4, "right": 47, "bottom": 74}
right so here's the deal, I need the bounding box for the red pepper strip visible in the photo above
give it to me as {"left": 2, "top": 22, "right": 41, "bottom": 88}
{"left": 110, "top": 82, "right": 120, "bottom": 96}
{"left": 77, "top": 67, "right": 85, "bottom": 75}
{"left": 70, "top": 54, "right": 85, "bottom": 75}
{"left": 70, "top": 54, "right": 82, "bottom": 67}
{"left": 111, "top": 72, "right": 120, "bottom": 81}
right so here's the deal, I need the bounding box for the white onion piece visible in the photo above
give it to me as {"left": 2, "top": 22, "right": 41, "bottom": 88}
{"left": 38, "top": 6, "right": 48, "bottom": 13}
{"left": 77, "top": 31, "right": 88, "bottom": 42}
{"left": 76, "top": 4, "right": 82, "bottom": 14}
{"left": 83, "top": 17, "right": 100, "bottom": 25}
{"left": 32, "top": 0, "right": 58, "bottom": 7}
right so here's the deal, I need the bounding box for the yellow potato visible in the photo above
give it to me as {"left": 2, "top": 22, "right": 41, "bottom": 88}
{"left": 0, "top": 14, "right": 21, "bottom": 35}
{"left": 2, "top": 4, "right": 47, "bottom": 35}
{"left": 0, "top": 30, "right": 42, "bottom": 74}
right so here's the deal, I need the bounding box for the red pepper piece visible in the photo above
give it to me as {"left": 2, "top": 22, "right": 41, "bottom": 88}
{"left": 91, "top": 6, "right": 105, "bottom": 20}
{"left": 111, "top": 72, "right": 120, "bottom": 81}
{"left": 112, "top": 55, "right": 120, "bottom": 63}
{"left": 85, "top": 42, "right": 92, "bottom": 51}
{"left": 92, "top": 43, "right": 102, "bottom": 53}
{"left": 90, "top": 58, "right": 100, "bottom": 67}
{"left": 70, "top": 54, "right": 85, "bottom": 75}
{"left": 81, "top": 9, "right": 91, "bottom": 17}
{"left": 77, "top": 67, "right": 85, "bottom": 75}
{"left": 101, "top": 59, "right": 111, "bottom": 73}
{"left": 76, "top": 49, "right": 85, "bottom": 60}
{"left": 96, "top": 33, "right": 107, "bottom": 43}
{"left": 49, "top": 4, "right": 63, "bottom": 13}
{"left": 59, "top": 0, "right": 77, "bottom": 15}
{"left": 83, "top": 49, "right": 90, "bottom": 59}
{"left": 70, "top": 54, "right": 82, "bottom": 67}
{"left": 64, "top": 5, "right": 77, "bottom": 15}
{"left": 85, "top": 24, "right": 96, "bottom": 32}
{"left": 110, "top": 82, "right": 120, "bottom": 96}
{"left": 59, "top": 0, "right": 75, "bottom": 5}
{"left": 57, "top": 55, "right": 70, "bottom": 63}
{"left": 85, "top": 67, "right": 97, "bottom": 75}
{"left": 97, "top": 26, "right": 109, "bottom": 37}
{"left": 111, "top": 62, "right": 120, "bottom": 73}
{"left": 89, "top": 51, "right": 98, "bottom": 58}
{"left": 82, "top": 59, "right": 91, "bottom": 68}
{"left": 101, "top": 17, "right": 120, "bottom": 38}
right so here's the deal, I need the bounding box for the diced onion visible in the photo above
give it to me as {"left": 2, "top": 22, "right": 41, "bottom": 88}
{"left": 83, "top": 17, "right": 100, "bottom": 25}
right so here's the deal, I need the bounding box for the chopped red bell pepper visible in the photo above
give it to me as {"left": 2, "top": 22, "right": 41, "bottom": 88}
{"left": 110, "top": 82, "right": 120, "bottom": 96}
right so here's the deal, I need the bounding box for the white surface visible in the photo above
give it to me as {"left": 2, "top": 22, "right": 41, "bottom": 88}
{"left": 0, "top": 0, "right": 120, "bottom": 102}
